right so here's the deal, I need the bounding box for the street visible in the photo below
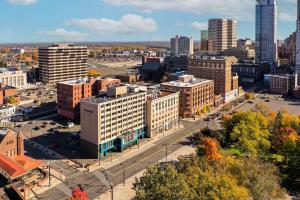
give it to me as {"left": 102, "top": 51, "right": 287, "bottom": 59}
{"left": 37, "top": 120, "right": 208, "bottom": 200}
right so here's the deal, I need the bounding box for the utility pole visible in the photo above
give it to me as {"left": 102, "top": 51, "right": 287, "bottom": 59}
{"left": 121, "top": 163, "right": 126, "bottom": 186}
{"left": 48, "top": 164, "right": 51, "bottom": 187}
{"left": 164, "top": 144, "right": 168, "bottom": 163}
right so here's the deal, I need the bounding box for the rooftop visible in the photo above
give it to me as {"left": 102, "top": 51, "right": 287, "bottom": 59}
{"left": 82, "top": 86, "right": 146, "bottom": 104}
{"left": 0, "top": 155, "right": 43, "bottom": 180}
{"left": 58, "top": 77, "right": 119, "bottom": 86}
{"left": 147, "top": 89, "right": 178, "bottom": 101}
{"left": 161, "top": 77, "right": 212, "bottom": 88}
{"left": 0, "top": 68, "right": 24, "bottom": 75}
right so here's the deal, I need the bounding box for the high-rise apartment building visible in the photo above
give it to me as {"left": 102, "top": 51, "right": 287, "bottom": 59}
{"left": 208, "top": 19, "right": 237, "bottom": 55}
{"left": 57, "top": 77, "right": 121, "bottom": 120}
{"left": 160, "top": 75, "right": 214, "bottom": 118}
{"left": 80, "top": 85, "right": 147, "bottom": 158}
{"left": 170, "top": 35, "right": 194, "bottom": 56}
{"left": 255, "top": 0, "right": 278, "bottom": 64}
{"left": 200, "top": 30, "right": 209, "bottom": 52}
{"left": 187, "top": 56, "right": 239, "bottom": 101}
{"left": 38, "top": 43, "right": 88, "bottom": 84}
{"left": 296, "top": 0, "right": 300, "bottom": 84}
{"left": 279, "top": 32, "right": 296, "bottom": 65}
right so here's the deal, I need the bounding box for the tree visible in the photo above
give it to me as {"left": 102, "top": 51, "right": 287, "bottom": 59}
{"left": 230, "top": 156, "right": 286, "bottom": 200}
{"left": 201, "top": 105, "right": 208, "bottom": 114}
{"left": 134, "top": 164, "right": 192, "bottom": 200}
{"left": 222, "top": 103, "right": 232, "bottom": 114}
{"left": 70, "top": 187, "right": 88, "bottom": 200}
{"left": 196, "top": 107, "right": 201, "bottom": 116}
{"left": 87, "top": 69, "right": 101, "bottom": 77}
{"left": 201, "top": 137, "right": 221, "bottom": 161}
{"left": 271, "top": 127, "right": 299, "bottom": 153}
{"left": 252, "top": 102, "right": 272, "bottom": 118}
{"left": 7, "top": 96, "right": 19, "bottom": 105}
{"left": 227, "top": 112, "right": 271, "bottom": 155}
{"left": 245, "top": 92, "right": 254, "bottom": 100}
{"left": 284, "top": 141, "right": 300, "bottom": 188}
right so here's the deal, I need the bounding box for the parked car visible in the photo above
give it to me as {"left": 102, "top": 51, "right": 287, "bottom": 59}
{"left": 34, "top": 126, "right": 40, "bottom": 130}
{"left": 41, "top": 124, "right": 47, "bottom": 128}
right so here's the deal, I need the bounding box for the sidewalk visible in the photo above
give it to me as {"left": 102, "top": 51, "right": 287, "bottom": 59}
{"left": 96, "top": 145, "right": 196, "bottom": 200}
{"left": 24, "top": 167, "right": 65, "bottom": 200}
{"left": 88, "top": 123, "right": 185, "bottom": 172}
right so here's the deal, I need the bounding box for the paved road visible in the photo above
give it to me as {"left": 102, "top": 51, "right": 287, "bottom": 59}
{"left": 38, "top": 120, "right": 208, "bottom": 200}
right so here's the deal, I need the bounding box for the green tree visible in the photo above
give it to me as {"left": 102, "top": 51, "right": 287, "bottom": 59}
{"left": 228, "top": 112, "right": 271, "bottom": 155}
{"left": 252, "top": 102, "right": 272, "bottom": 118}
{"left": 133, "top": 164, "right": 192, "bottom": 200}
{"left": 229, "top": 156, "right": 286, "bottom": 200}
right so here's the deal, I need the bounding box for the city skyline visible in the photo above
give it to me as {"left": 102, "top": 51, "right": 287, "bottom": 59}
{"left": 0, "top": 0, "right": 298, "bottom": 43}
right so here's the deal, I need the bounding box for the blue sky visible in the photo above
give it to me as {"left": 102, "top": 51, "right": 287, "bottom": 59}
{"left": 0, "top": 0, "right": 298, "bottom": 43}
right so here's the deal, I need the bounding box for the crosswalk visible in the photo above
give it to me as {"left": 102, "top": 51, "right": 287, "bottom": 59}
{"left": 92, "top": 170, "right": 111, "bottom": 187}
{"left": 50, "top": 161, "right": 79, "bottom": 178}
{"left": 56, "top": 183, "right": 72, "bottom": 197}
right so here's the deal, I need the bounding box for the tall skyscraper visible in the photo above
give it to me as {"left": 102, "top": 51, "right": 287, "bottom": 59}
{"left": 208, "top": 19, "right": 237, "bottom": 55}
{"left": 200, "top": 30, "right": 208, "bottom": 52}
{"left": 170, "top": 35, "right": 194, "bottom": 56}
{"left": 38, "top": 43, "right": 88, "bottom": 84}
{"left": 255, "top": 0, "right": 278, "bottom": 64}
{"left": 296, "top": 0, "right": 300, "bottom": 84}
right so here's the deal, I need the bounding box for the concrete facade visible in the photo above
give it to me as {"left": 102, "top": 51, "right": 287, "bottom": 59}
{"left": 146, "top": 90, "right": 180, "bottom": 138}
{"left": 80, "top": 85, "right": 147, "bottom": 158}
{"left": 170, "top": 35, "right": 194, "bottom": 56}
{"left": 208, "top": 19, "right": 237, "bottom": 55}
{"left": 0, "top": 69, "right": 27, "bottom": 89}
{"left": 39, "top": 43, "right": 88, "bottom": 84}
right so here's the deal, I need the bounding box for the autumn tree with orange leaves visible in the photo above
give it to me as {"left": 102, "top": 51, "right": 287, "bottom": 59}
{"left": 202, "top": 137, "right": 221, "bottom": 161}
{"left": 70, "top": 187, "right": 89, "bottom": 200}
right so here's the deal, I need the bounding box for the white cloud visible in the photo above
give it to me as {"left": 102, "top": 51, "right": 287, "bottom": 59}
{"left": 279, "top": 12, "right": 296, "bottom": 22}
{"left": 39, "top": 29, "right": 89, "bottom": 41}
{"left": 190, "top": 21, "right": 207, "bottom": 30}
{"left": 66, "top": 14, "right": 157, "bottom": 34}
{"left": 103, "top": 0, "right": 255, "bottom": 21}
{"left": 7, "top": 0, "right": 37, "bottom": 6}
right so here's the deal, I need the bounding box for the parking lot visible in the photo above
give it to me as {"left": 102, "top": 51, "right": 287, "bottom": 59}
{"left": 238, "top": 93, "right": 300, "bottom": 115}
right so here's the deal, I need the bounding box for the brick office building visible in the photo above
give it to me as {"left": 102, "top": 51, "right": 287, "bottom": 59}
{"left": 0, "top": 84, "right": 17, "bottom": 105}
{"left": 266, "top": 74, "right": 297, "bottom": 95}
{"left": 161, "top": 75, "right": 214, "bottom": 118}
{"left": 57, "top": 77, "right": 121, "bottom": 120}
{"left": 187, "top": 56, "right": 239, "bottom": 102}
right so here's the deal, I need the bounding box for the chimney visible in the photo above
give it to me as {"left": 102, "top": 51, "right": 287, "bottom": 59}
{"left": 17, "top": 131, "right": 24, "bottom": 156}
